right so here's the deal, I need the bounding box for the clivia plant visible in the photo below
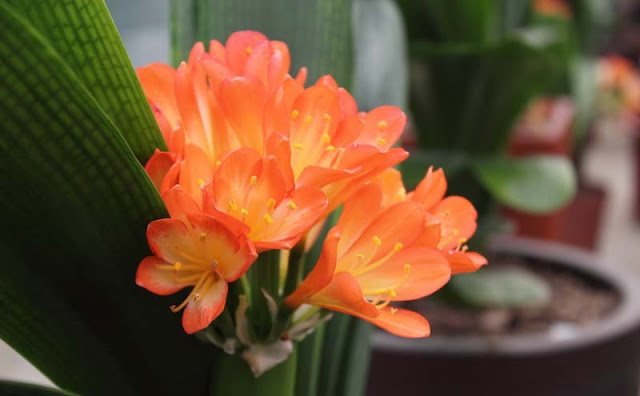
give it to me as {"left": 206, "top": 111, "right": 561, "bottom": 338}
{"left": 0, "top": 1, "right": 485, "bottom": 395}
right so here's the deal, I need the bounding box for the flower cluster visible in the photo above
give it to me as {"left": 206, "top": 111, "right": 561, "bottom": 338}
{"left": 135, "top": 31, "right": 486, "bottom": 342}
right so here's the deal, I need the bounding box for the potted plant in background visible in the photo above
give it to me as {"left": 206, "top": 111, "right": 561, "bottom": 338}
{"left": 367, "top": 0, "right": 640, "bottom": 395}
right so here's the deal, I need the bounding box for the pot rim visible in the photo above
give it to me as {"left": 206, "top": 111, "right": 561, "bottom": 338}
{"left": 372, "top": 237, "right": 640, "bottom": 356}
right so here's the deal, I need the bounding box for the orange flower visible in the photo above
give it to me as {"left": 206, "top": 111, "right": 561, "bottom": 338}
{"left": 285, "top": 167, "right": 487, "bottom": 338}
{"left": 137, "top": 31, "right": 408, "bottom": 232}
{"left": 597, "top": 55, "right": 640, "bottom": 114}
{"left": 285, "top": 183, "right": 451, "bottom": 338}
{"left": 533, "top": 0, "right": 572, "bottom": 18}
{"left": 201, "top": 148, "right": 328, "bottom": 252}
{"left": 408, "top": 167, "right": 487, "bottom": 274}
{"left": 136, "top": 187, "right": 257, "bottom": 334}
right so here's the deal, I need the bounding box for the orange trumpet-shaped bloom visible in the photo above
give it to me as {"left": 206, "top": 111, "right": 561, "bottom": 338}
{"left": 285, "top": 183, "right": 452, "bottom": 338}
{"left": 136, "top": 187, "right": 257, "bottom": 334}
{"left": 138, "top": 31, "right": 408, "bottom": 225}
{"left": 597, "top": 55, "right": 640, "bottom": 114}
{"left": 407, "top": 167, "right": 487, "bottom": 275}
{"left": 201, "top": 148, "right": 328, "bottom": 252}
{"left": 533, "top": 0, "right": 572, "bottom": 18}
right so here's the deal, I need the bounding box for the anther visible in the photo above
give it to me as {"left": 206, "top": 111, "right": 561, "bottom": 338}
{"left": 240, "top": 208, "right": 249, "bottom": 216}
{"left": 287, "top": 200, "right": 297, "bottom": 210}
{"left": 293, "top": 143, "right": 304, "bottom": 150}
{"left": 197, "top": 178, "right": 205, "bottom": 187}
{"left": 290, "top": 109, "right": 300, "bottom": 119}
{"left": 404, "top": 264, "right": 411, "bottom": 273}
{"left": 376, "top": 137, "right": 387, "bottom": 146}
{"left": 373, "top": 236, "right": 382, "bottom": 246}
{"left": 389, "top": 289, "right": 397, "bottom": 297}
{"left": 250, "top": 175, "right": 257, "bottom": 186}
{"left": 304, "top": 115, "right": 312, "bottom": 124}
{"left": 199, "top": 233, "right": 206, "bottom": 242}
{"left": 390, "top": 307, "right": 398, "bottom": 314}
{"left": 355, "top": 253, "right": 365, "bottom": 259}
{"left": 325, "top": 145, "right": 336, "bottom": 152}
{"left": 322, "top": 133, "right": 331, "bottom": 144}
{"left": 377, "top": 120, "right": 388, "bottom": 129}
{"left": 264, "top": 213, "right": 274, "bottom": 224}
{"left": 394, "top": 242, "right": 404, "bottom": 252}
{"left": 174, "top": 262, "right": 183, "bottom": 271}
{"left": 458, "top": 237, "right": 468, "bottom": 244}
{"left": 245, "top": 47, "right": 253, "bottom": 55}
{"left": 323, "top": 113, "right": 332, "bottom": 122}
{"left": 228, "top": 200, "right": 239, "bottom": 212}
{"left": 267, "top": 198, "right": 276, "bottom": 210}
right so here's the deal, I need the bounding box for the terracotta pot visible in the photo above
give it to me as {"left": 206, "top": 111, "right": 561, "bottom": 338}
{"left": 367, "top": 238, "right": 640, "bottom": 396}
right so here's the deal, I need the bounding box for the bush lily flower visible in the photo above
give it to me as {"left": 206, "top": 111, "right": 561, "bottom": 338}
{"left": 135, "top": 30, "right": 486, "bottom": 375}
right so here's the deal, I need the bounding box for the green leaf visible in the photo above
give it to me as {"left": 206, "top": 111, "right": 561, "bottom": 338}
{"left": 0, "top": 381, "right": 75, "bottom": 396}
{"left": 352, "top": 0, "right": 408, "bottom": 110}
{"left": 409, "top": 36, "right": 562, "bottom": 153}
{"left": 472, "top": 155, "right": 577, "bottom": 213}
{"left": 449, "top": 267, "right": 552, "bottom": 309}
{"left": 0, "top": 3, "right": 210, "bottom": 395}
{"left": 6, "top": 0, "right": 166, "bottom": 162}
{"left": 170, "top": 0, "right": 354, "bottom": 88}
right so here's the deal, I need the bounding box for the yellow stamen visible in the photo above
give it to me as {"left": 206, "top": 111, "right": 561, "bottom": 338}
{"left": 325, "top": 145, "right": 336, "bottom": 152}
{"left": 240, "top": 208, "right": 249, "bottom": 216}
{"left": 322, "top": 133, "right": 331, "bottom": 144}
{"left": 215, "top": 160, "right": 221, "bottom": 167}
{"left": 304, "top": 115, "right": 312, "bottom": 124}
{"left": 267, "top": 198, "right": 276, "bottom": 210}
{"left": 373, "top": 236, "right": 382, "bottom": 246}
{"left": 287, "top": 200, "right": 297, "bottom": 210}
{"left": 377, "top": 120, "right": 388, "bottom": 129}
{"left": 250, "top": 175, "right": 257, "bottom": 186}
{"left": 323, "top": 113, "right": 332, "bottom": 122}
{"left": 170, "top": 273, "right": 210, "bottom": 312}
{"left": 388, "top": 289, "right": 397, "bottom": 297}
{"left": 390, "top": 307, "right": 398, "bottom": 314}
{"left": 290, "top": 109, "right": 299, "bottom": 119}
{"left": 376, "top": 137, "right": 387, "bottom": 146}
{"left": 245, "top": 47, "right": 253, "bottom": 55}
{"left": 174, "top": 261, "right": 183, "bottom": 271}
{"left": 355, "top": 253, "right": 365, "bottom": 259}
{"left": 452, "top": 228, "right": 460, "bottom": 236}
{"left": 199, "top": 233, "right": 206, "bottom": 242}
{"left": 228, "top": 200, "right": 239, "bottom": 212}
{"left": 458, "top": 237, "right": 468, "bottom": 245}
{"left": 394, "top": 242, "right": 404, "bottom": 252}
{"left": 404, "top": 264, "right": 411, "bottom": 273}
{"left": 264, "top": 213, "right": 274, "bottom": 224}
{"left": 293, "top": 143, "right": 304, "bottom": 150}
{"left": 197, "top": 178, "right": 205, "bottom": 187}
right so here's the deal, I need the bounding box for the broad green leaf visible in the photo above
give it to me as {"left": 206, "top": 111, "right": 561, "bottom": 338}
{"left": 334, "top": 319, "right": 372, "bottom": 396}
{"left": 570, "top": 56, "right": 598, "bottom": 147}
{"left": 352, "top": 0, "right": 408, "bottom": 110}
{"left": 0, "top": 4, "right": 210, "bottom": 395}
{"left": 409, "top": 36, "right": 561, "bottom": 154}
{"left": 449, "top": 267, "right": 552, "bottom": 309}
{"left": 472, "top": 155, "right": 577, "bottom": 213}
{"left": 6, "top": 0, "right": 166, "bottom": 162}
{"left": 0, "top": 381, "right": 75, "bottom": 396}
{"left": 170, "top": 0, "right": 354, "bottom": 88}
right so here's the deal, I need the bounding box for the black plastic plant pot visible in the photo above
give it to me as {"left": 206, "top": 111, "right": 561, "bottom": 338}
{"left": 367, "top": 238, "right": 640, "bottom": 396}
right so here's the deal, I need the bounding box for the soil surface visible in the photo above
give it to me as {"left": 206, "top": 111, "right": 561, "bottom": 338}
{"left": 405, "top": 254, "right": 619, "bottom": 336}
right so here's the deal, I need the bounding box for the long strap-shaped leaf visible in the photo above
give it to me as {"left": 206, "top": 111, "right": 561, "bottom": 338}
{"left": 6, "top": 0, "right": 166, "bottom": 162}
{"left": 0, "top": 4, "right": 210, "bottom": 395}
{"left": 0, "top": 380, "right": 75, "bottom": 396}
{"left": 171, "top": 0, "right": 354, "bottom": 88}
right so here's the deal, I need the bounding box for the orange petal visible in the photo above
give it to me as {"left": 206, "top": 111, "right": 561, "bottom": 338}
{"left": 136, "top": 63, "right": 181, "bottom": 127}
{"left": 187, "top": 41, "right": 205, "bottom": 66}
{"left": 136, "top": 256, "right": 187, "bottom": 295}
{"left": 265, "top": 133, "right": 295, "bottom": 192}
{"left": 159, "top": 161, "right": 181, "bottom": 196}
{"left": 340, "top": 201, "right": 425, "bottom": 263}
{"left": 412, "top": 213, "right": 441, "bottom": 248}
{"left": 306, "top": 271, "right": 380, "bottom": 319}
{"left": 162, "top": 185, "right": 202, "bottom": 223}
{"left": 187, "top": 213, "right": 258, "bottom": 281}
{"left": 353, "top": 106, "right": 406, "bottom": 151}
{"left": 411, "top": 167, "right": 447, "bottom": 211}
{"left": 208, "top": 40, "right": 226, "bottom": 62}
{"left": 212, "top": 148, "right": 262, "bottom": 208}
{"left": 145, "top": 150, "right": 177, "bottom": 191}
{"left": 267, "top": 41, "right": 291, "bottom": 92}
{"left": 175, "top": 62, "right": 209, "bottom": 150}
{"left": 147, "top": 218, "right": 193, "bottom": 264}
{"left": 358, "top": 247, "right": 450, "bottom": 301}
{"left": 200, "top": 55, "right": 234, "bottom": 93}
{"left": 372, "top": 168, "right": 407, "bottom": 207}
{"left": 433, "top": 196, "right": 478, "bottom": 250}
{"left": 444, "top": 251, "right": 487, "bottom": 275}
{"left": 366, "top": 307, "right": 431, "bottom": 338}
{"left": 255, "top": 186, "right": 328, "bottom": 251}
{"left": 284, "top": 229, "right": 341, "bottom": 308}
{"left": 219, "top": 77, "right": 267, "bottom": 152}
{"left": 335, "top": 183, "right": 383, "bottom": 254}
{"left": 182, "top": 278, "right": 228, "bottom": 334}
{"left": 225, "top": 31, "right": 268, "bottom": 75}
{"left": 244, "top": 40, "right": 272, "bottom": 86}
{"left": 179, "top": 144, "right": 214, "bottom": 207}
